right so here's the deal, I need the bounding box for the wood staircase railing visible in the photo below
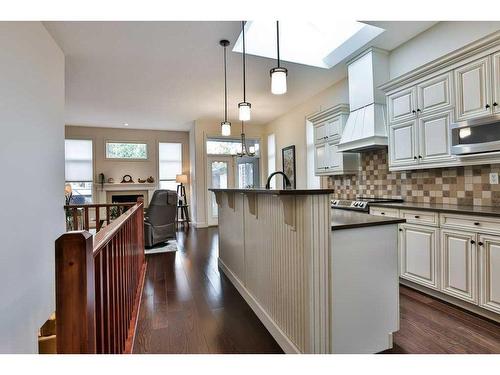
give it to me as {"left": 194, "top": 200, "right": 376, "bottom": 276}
{"left": 55, "top": 198, "right": 146, "bottom": 353}
{"left": 65, "top": 202, "right": 136, "bottom": 232}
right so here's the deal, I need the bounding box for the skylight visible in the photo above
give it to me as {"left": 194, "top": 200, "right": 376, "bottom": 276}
{"left": 233, "top": 21, "right": 384, "bottom": 69}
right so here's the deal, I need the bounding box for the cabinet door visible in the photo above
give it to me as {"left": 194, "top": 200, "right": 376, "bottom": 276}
{"left": 418, "top": 110, "right": 455, "bottom": 164}
{"left": 493, "top": 51, "right": 500, "bottom": 114}
{"left": 399, "top": 224, "right": 439, "bottom": 289}
{"left": 454, "top": 57, "right": 492, "bottom": 121}
{"left": 479, "top": 234, "right": 500, "bottom": 314}
{"left": 417, "top": 72, "right": 453, "bottom": 115}
{"left": 314, "top": 144, "right": 327, "bottom": 174}
{"left": 327, "top": 141, "right": 342, "bottom": 171}
{"left": 388, "top": 120, "right": 418, "bottom": 167}
{"left": 440, "top": 229, "right": 477, "bottom": 303}
{"left": 314, "top": 122, "right": 327, "bottom": 144}
{"left": 388, "top": 86, "right": 417, "bottom": 124}
{"left": 326, "top": 116, "right": 342, "bottom": 140}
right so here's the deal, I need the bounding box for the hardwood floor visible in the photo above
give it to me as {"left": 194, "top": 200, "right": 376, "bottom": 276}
{"left": 133, "top": 227, "right": 500, "bottom": 354}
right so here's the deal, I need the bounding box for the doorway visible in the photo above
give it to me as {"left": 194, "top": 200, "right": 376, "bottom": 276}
{"left": 207, "top": 155, "right": 234, "bottom": 226}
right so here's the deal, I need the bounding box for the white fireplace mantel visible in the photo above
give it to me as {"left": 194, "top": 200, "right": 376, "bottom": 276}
{"left": 96, "top": 183, "right": 158, "bottom": 205}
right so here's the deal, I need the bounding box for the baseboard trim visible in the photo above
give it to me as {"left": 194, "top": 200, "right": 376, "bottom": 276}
{"left": 400, "top": 279, "right": 500, "bottom": 324}
{"left": 218, "top": 258, "right": 300, "bottom": 354}
{"left": 192, "top": 221, "right": 208, "bottom": 228}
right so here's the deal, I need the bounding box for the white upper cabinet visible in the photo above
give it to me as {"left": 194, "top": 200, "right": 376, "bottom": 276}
{"left": 327, "top": 142, "right": 342, "bottom": 170}
{"left": 417, "top": 72, "right": 453, "bottom": 116}
{"left": 388, "top": 86, "right": 417, "bottom": 124}
{"left": 314, "top": 144, "right": 327, "bottom": 174}
{"left": 388, "top": 120, "right": 417, "bottom": 167}
{"left": 418, "top": 110, "right": 455, "bottom": 164}
{"left": 440, "top": 229, "right": 478, "bottom": 304}
{"left": 314, "top": 122, "right": 328, "bottom": 144}
{"left": 493, "top": 51, "right": 500, "bottom": 114}
{"left": 454, "top": 56, "right": 492, "bottom": 121}
{"left": 326, "top": 116, "right": 342, "bottom": 140}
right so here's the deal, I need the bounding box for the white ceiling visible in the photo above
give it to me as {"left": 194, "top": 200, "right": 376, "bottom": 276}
{"left": 44, "top": 21, "right": 437, "bottom": 131}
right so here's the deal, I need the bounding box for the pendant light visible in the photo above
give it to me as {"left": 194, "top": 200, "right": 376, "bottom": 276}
{"left": 270, "top": 21, "right": 288, "bottom": 95}
{"left": 238, "top": 21, "right": 251, "bottom": 121}
{"left": 237, "top": 121, "right": 255, "bottom": 157}
{"left": 220, "top": 39, "right": 231, "bottom": 136}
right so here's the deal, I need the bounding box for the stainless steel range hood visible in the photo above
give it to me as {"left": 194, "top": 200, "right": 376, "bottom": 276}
{"left": 337, "top": 48, "right": 390, "bottom": 153}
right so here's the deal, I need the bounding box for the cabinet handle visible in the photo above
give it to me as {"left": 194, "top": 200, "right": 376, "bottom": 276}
{"left": 471, "top": 239, "right": 476, "bottom": 245}
{"left": 417, "top": 109, "right": 421, "bottom": 112}
{"left": 494, "top": 102, "right": 498, "bottom": 107}
{"left": 381, "top": 212, "right": 385, "bottom": 215}
{"left": 412, "top": 110, "right": 416, "bottom": 114}
{"left": 399, "top": 228, "right": 403, "bottom": 232}
{"left": 474, "top": 222, "right": 480, "bottom": 226}
{"left": 418, "top": 155, "right": 422, "bottom": 159}
{"left": 486, "top": 104, "right": 491, "bottom": 109}
{"left": 414, "top": 215, "right": 420, "bottom": 218}
{"left": 413, "top": 156, "right": 417, "bottom": 160}
{"left": 478, "top": 241, "right": 484, "bottom": 246}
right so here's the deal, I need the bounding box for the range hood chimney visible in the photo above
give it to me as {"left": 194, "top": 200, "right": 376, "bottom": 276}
{"left": 337, "top": 48, "right": 389, "bottom": 152}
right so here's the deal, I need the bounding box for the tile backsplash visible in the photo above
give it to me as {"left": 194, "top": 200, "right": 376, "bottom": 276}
{"left": 328, "top": 149, "right": 500, "bottom": 207}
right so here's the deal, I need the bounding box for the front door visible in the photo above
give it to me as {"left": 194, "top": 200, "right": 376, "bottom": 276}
{"left": 236, "top": 156, "right": 260, "bottom": 188}
{"left": 207, "top": 156, "right": 234, "bottom": 226}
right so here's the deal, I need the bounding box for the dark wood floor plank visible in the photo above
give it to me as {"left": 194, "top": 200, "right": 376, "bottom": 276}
{"left": 133, "top": 227, "right": 500, "bottom": 354}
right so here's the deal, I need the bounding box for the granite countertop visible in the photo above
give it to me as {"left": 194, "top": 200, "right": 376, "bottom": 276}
{"left": 331, "top": 210, "right": 405, "bottom": 231}
{"left": 208, "top": 188, "right": 334, "bottom": 195}
{"left": 370, "top": 201, "right": 500, "bottom": 218}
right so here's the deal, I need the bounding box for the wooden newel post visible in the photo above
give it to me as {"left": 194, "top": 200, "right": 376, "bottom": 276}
{"left": 55, "top": 231, "right": 96, "bottom": 354}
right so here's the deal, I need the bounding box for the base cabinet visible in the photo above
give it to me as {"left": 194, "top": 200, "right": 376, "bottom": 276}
{"left": 440, "top": 229, "right": 478, "bottom": 304}
{"left": 399, "top": 224, "right": 439, "bottom": 290}
{"left": 479, "top": 234, "right": 500, "bottom": 314}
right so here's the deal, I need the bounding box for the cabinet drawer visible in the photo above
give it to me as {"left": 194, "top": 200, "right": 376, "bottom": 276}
{"left": 370, "top": 207, "right": 399, "bottom": 218}
{"left": 440, "top": 213, "right": 500, "bottom": 234}
{"left": 400, "top": 209, "right": 439, "bottom": 226}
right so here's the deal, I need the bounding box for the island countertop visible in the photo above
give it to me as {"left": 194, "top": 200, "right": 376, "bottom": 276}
{"left": 208, "top": 188, "right": 334, "bottom": 195}
{"left": 331, "top": 209, "right": 405, "bottom": 230}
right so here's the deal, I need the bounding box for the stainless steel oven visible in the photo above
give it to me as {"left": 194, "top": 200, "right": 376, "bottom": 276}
{"left": 451, "top": 115, "right": 500, "bottom": 155}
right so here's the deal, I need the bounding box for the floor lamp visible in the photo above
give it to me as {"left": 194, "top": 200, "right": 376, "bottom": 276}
{"left": 176, "top": 174, "right": 190, "bottom": 227}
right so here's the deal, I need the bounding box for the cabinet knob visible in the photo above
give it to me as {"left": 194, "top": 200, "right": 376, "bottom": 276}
{"left": 399, "top": 228, "right": 403, "bottom": 232}
{"left": 381, "top": 212, "right": 385, "bottom": 215}
{"left": 494, "top": 102, "right": 498, "bottom": 107}
{"left": 471, "top": 239, "right": 476, "bottom": 245}
{"left": 474, "top": 222, "right": 480, "bottom": 226}
{"left": 414, "top": 156, "right": 417, "bottom": 160}
{"left": 414, "top": 215, "right": 420, "bottom": 218}
{"left": 417, "top": 109, "right": 421, "bottom": 112}
{"left": 478, "top": 241, "right": 484, "bottom": 246}
{"left": 486, "top": 104, "right": 491, "bottom": 109}
{"left": 412, "top": 110, "right": 416, "bottom": 114}
{"left": 418, "top": 155, "right": 423, "bottom": 159}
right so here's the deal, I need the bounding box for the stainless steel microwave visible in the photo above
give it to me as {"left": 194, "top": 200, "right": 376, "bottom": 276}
{"left": 451, "top": 115, "right": 500, "bottom": 155}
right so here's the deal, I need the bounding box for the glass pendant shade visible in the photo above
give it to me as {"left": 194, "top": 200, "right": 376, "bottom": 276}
{"left": 270, "top": 67, "right": 288, "bottom": 95}
{"left": 221, "top": 121, "right": 231, "bottom": 136}
{"left": 238, "top": 102, "right": 251, "bottom": 121}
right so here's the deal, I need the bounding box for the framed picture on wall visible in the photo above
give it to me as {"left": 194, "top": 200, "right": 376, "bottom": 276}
{"left": 282, "top": 145, "right": 296, "bottom": 189}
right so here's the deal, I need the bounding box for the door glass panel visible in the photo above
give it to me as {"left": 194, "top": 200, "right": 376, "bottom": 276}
{"left": 238, "top": 163, "right": 254, "bottom": 188}
{"left": 210, "top": 161, "right": 228, "bottom": 217}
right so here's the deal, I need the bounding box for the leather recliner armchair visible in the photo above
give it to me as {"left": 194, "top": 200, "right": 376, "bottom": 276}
{"left": 144, "top": 190, "right": 177, "bottom": 248}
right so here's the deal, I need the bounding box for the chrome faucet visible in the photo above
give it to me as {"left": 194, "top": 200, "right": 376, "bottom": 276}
{"left": 265, "top": 171, "right": 292, "bottom": 190}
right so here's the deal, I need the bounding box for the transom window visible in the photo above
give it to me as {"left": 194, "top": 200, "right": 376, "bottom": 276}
{"left": 206, "top": 138, "right": 260, "bottom": 156}
{"left": 105, "top": 141, "right": 148, "bottom": 160}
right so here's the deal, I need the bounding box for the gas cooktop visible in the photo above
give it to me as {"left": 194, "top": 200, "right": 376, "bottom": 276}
{"left": 331, "top": 197, "right": 404, "bottom": 212}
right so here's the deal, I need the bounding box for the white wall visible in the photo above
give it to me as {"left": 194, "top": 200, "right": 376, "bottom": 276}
{"left": 389, "top": 21, "right": 500, "bottom": 79}
{"left": 0, "top": 22, "right": 65, "bottom": 353}
{"left": 263, "top": 79, "right": 349, "bottom": 189}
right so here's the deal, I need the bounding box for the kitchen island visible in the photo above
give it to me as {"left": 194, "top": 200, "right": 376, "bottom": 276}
{"left": 209, "top": 188, "right": 405, "bottom": 353}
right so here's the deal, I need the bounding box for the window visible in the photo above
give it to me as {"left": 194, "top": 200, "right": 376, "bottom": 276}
{"left": 159, "top": 142, "right": 182, "bottom": 191}
{"left": 206, "top": 138, "right": 260, "bottom": 156}
{"left": 105, "top": 141, "right": 148, "bottom": 159}
{"left": 267, "top": 134, "right": 276, "bottom": 189}
{"left": 65, "top": 139, "right": 93, "bottom": 203}
{"left": 306, "top": 120, "right": 320, "bottom": 188}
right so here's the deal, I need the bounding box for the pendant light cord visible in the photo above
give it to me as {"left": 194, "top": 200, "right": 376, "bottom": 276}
{"left": 276, "top": 21, "right": 280, "bottom": 68}
{"left": 242, "top": 21, "right": 246, "bottom": 102}
{"left": 223, "top": 43, "right": 228, "bottom": 122}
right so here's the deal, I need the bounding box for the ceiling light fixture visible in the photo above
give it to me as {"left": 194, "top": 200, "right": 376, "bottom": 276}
{"left": 238, "top": 21, "right": 251, "bottom": 122}
{"left": 220, "top": 39, "right": 231, "bottom": 136}
{"left": 237, "top": 121, "right": 255, "bottom": 157}
{"left": 270, "top": 21, "right": 288, "bottom": 95}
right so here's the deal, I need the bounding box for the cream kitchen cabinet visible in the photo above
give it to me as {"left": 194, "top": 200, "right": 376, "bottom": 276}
{"left": 440, "top": 229, "right": 478, "bottom": 304}
{"left": 399, "top": 223, "right": 440, "bottom": 290}
{"left": 478, "top": 234, "right": 500, "bottom": 314}
{"left": 388, "top": 72, "right": 453, "bottom": 125}
{"left": 314, "top": 121, "right": 328, "bottom": 144}
{"left": 314, "top": 143, "right": 327, "bottom": 174}
{"left": 493, "top": 51, "right": 500, "bottom": 114}
{"left": 388, "top": 120, "right": 418, "bottom": 167}
{"left": 454, "top": 56, "right": 492, "bottom": 121}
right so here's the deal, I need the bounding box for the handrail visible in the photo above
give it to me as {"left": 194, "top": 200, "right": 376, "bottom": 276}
{"left": 56, "top": 198, "right": 146, "bottom": 353}
{"left": 65, "top": 202, "right": 136, "bottom": 232}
